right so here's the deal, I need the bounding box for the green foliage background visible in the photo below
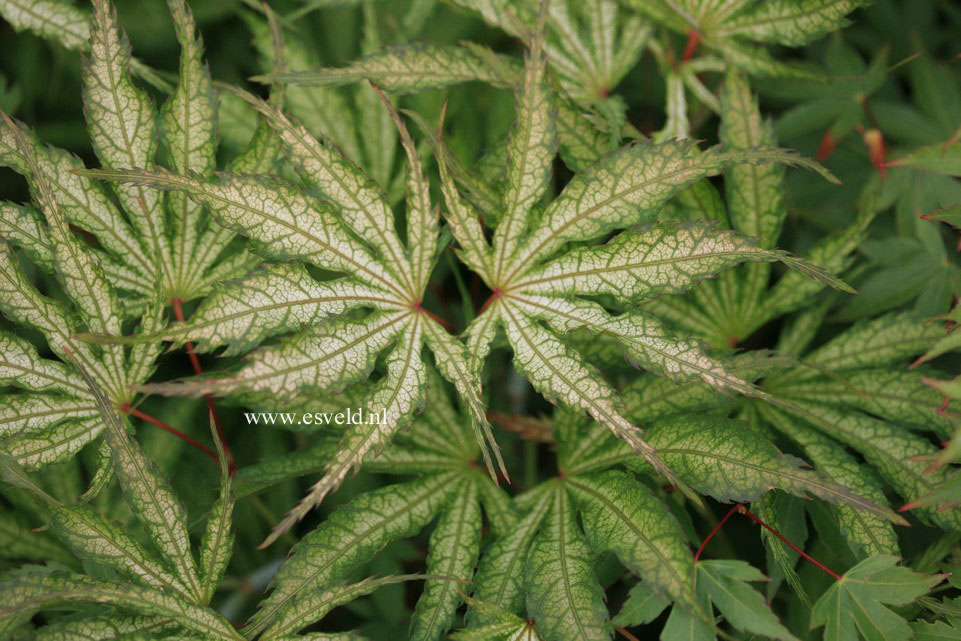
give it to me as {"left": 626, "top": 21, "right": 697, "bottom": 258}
{"left": 1, "top": 1, "right": 961, "bottom": 640}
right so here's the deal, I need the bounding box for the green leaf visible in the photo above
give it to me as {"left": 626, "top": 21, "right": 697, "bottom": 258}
{"left": 248, "top": 473, "right": 459, "bottom": 635}
{"left": 567, "top": 471, "right": 695, "bottom": 608}
{"left": 887, "top": 140, "right": 961, "bottom": 176}
{"left": 611, "top": 581, "right": 670, "bottom": 627}
{"left": 811, "top": 556, "right": 944, "bottom": 641}
{"left": 410, "top": 476, "right": 482, "bottom": 641}
{"left": 0, "top": 570, "right": 242, "bottom": 640}
{"left": 0, "top": 244, "right": 109, "bottom": 393}
{"left": 696, "top": 559, "right": 796, "bottom": 641}
{"left": 0, "top": 201, "right": 54, "bottom": 270}
{"left": 912, "top": 619, "right": 961, "bottom": 641}
{"left": 160, "top": 0, "right": 222, "bottom": 295}
{"left": 526, "top": 486, "right": 609, "bottom": 641}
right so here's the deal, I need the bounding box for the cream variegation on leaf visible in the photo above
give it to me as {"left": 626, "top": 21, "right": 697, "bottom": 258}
{"left": 0, "top": 0, "right": 274, "bottom": 475}
{"left": 82, "top": 75, "right": 506, "bottom": 548}
{"left": 436, "top": 31, "right": 852, "bottom": 488}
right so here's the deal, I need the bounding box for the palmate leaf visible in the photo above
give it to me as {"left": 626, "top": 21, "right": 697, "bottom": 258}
{"left": 467, "top": 436, "right": 705, "bottom": 640}
{"left": 662, "top": 560, "right": 797, "bottom": 641}
{"left": 2, "top": 0, "right": 261, "bottom": 305}
{"left": 240, "top": 374, "right": 503, "bottom": 641}
{"left": 480, "top": 403, "right": 913, "bottom": 641}
{"left": 0, "top": 0, "right": 279, "bottom": 473}
{"left": 0, "top": 370, "right": 241, "bottom": 637}
{"left": 449, "top": 0, "right": 651, "bottom": 105}
{"left": 648, "top": 68, "right": 869, "bottom": 350}
{"left": 248, "top": 467, "right": 495, "bottom": 638}
{"left": 760, "top": 313, "right": 960, "bottom": 531}
{"left": 0, "top": 570, "right": 243, "bottom": 641}
{"left": 634, "top": 59, "right": 952, "bottom": 558}
{"left": 629, "top": 308, "right": 951, "bottom": 552}
{"left": 810, "top": 556, "right": 944, "bottom": 641}
{"left": 426, "top": 33, "right": 850, "bottom": 486}
{"left": 82, "top": 75, "right": 506, "bottom": 546}
{"left": 623, "top": 0, "right": 869, "bottom": 78}
{"left": 0, "top": 116, "right": 153, "bottom": 470}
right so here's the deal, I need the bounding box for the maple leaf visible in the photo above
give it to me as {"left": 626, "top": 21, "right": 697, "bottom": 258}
{"left": 0, "top": 0, "right": 273, "bottom": 475}
{"left": 811, "top": 556, "right": 944, "bottom": 641}
{"left": 624, "top": 0, "right": 871, "bottom": 78}
{"left": 80, "top": 78, "right": 505, "bottom": 547}
{"left": 433, "top": 33, "right": 851, "bottom": 486}
{"left": 242, "top": 372, "right": 508, "bottom": 640}
{"left": 0, "top": 364, "right": 239, "bottom": 638}
{"left": 463, "top": 405, "right": 899, "bottom": 639}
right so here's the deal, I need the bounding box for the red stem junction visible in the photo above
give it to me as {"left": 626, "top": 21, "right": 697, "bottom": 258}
{"left": 171, "top": 297, "right": 235, "bottom": 474}
{"left": 695, "top": 504, "right": 841, "bottom": 581}
{"left": 122, "top": 403, "right": 219, "bottom": 463}
{"left": 681, "top": 30, "right": 702, "bottom": 62}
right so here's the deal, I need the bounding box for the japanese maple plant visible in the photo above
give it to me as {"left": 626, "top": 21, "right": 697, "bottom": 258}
{"left": 0, "top": 1, "right": 959, "bottom": 640}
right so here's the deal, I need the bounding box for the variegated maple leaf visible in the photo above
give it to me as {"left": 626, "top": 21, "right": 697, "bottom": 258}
{"left": 432, "top": 34, "right": 852, "bottom": 484}
{"left": 624, "top": 0, "right": 871, "bottom": 78}
{"left": 0, "top": 361, "right": 421, "bottom": 640}
{"left": 0, "top": 0, "right": 268, "bottom": 474}
{"left": 81, "top": 80, "right": 505, "bottom": 547}
{"left": 449, "top": 0, "right": 650, "bottom": 105}
{"left": 239, "top": 369, "right": 509, "bottom": 640}
{"left": 461, "top": 407, "right": 903, "bottom": 641}
{"left": 0, "top": 363, "right": 239, "bottom": 637}
{"left": 261, "top": 12, "right": 616, "bottom": 173}
{"left": 627, "top": 68, "right": 957, "bottom": 564}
